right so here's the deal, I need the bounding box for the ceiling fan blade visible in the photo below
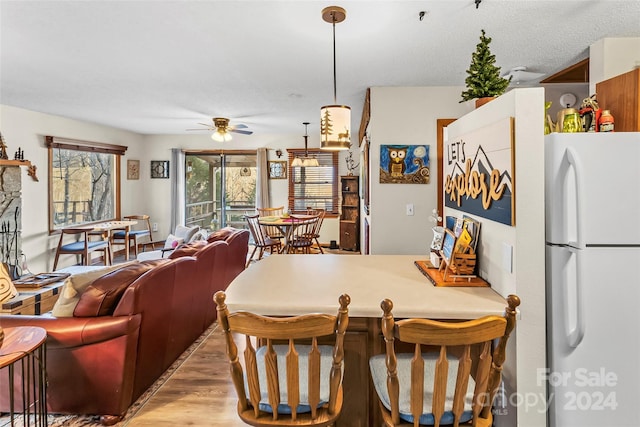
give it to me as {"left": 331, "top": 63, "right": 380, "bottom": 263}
{"left": 186, "top": 128, "right": 212, "bottom": 131}
{"left": 231, "top": 123, "right": 248, "bottom": 129}
{"left": 231, "top": 129, "right": 253, "bottom": 135}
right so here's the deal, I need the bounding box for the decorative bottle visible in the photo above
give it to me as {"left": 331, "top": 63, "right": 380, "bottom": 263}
{"left": 599, "top": 110, "right": 615, "bottom": 132}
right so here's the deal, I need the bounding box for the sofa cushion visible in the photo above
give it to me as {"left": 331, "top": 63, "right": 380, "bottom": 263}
{"left": 52, "top": 262, "right": 136, "bottom": 317}
{"left": 74, "top": 259, "right": 168, "bottom": 317}
{"left": 168, "top": 240, "right": 208, "bottom": 259}
{"left": 207, "top": 226, "right": 236, "bottom": 243}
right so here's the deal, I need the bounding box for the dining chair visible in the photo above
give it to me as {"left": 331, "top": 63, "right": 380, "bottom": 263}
{"left": 214, "top": 291, "right": 351, "bottom": 427}
{"left": 306, "top": 208, "right": 325, "bottom": 253}
{"left": 256, "top": 206, "right": 285, "bottom": 217}
{"left": 53, "top": 227, "right": 112, "bottom": 270}
{"left": 369, "top": 295, "right": 520, "bottom": 427}
{"left": 286, "top": 214, "right": 319, "bottom": 254}
{"left": 111, "top": 214, "right": 153, "bottom": 258}
{"left": 256, "top": 206, "right": 285, "bottom": 241}
{"left": 245, "top": 214, "right": 282, "bottom": 267}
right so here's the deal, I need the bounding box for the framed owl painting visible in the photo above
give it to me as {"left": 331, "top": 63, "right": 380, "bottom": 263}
{"left": 379, "top": 145, "right": 430, "bottom": 184}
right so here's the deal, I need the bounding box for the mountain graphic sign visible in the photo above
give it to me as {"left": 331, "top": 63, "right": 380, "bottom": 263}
{"left": 444, "top": 117, "right": 515, "bottom": 226}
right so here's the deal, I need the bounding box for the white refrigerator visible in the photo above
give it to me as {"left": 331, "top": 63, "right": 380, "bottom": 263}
{"left": 545, "top": 132, "right": 640, "bottom": 427}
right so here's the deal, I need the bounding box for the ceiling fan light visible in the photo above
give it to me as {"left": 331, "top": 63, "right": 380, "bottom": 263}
{"left": 211, "top": 130, "right": 232, "bottom": 142}
{"left": 320, "top": 105, "right": 351, "bottom": 150}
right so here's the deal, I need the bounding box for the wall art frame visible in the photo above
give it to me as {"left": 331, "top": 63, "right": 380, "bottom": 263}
{"left": 150, "top": 160, "right": 170, "bottom": 179}
{"left": 379, "top": 144, "right": 430, "bottom": 184}
{"left": 127, "top": 159, "right": 140, "bottom": 180}
{"left": 268, "top": 161, "right": 287, "bottom": 179}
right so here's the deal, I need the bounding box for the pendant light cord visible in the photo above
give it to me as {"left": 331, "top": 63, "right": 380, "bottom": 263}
{"left": 332, "top": 13, "right": 337, "bottom": 104}
{"left": 303, "top": 122, "right": 310, "bottom": 156}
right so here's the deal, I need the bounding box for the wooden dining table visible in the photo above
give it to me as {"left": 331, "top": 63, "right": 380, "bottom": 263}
{"left": 258, "top": 214, "right": 317, "bottom": 253}
{"left": 89, "top": 220, "right": 138, "bottom": 261}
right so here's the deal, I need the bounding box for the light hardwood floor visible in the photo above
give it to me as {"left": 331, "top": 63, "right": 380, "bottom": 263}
{"left": 124, "top": 325, "right": 246, "bottom": 426}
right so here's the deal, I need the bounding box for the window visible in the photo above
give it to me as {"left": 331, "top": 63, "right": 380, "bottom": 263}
{"left": 47, "top": 136, "right": 127, "bottom": 231}
{"left": 288, "top": 149, "right": 338, "bottom": 215}
{"left": 184, "top": 151, "right": 257, "bottom": 231}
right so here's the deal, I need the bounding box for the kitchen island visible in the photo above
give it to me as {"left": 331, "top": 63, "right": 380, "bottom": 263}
{"left": 224, "top": 254, "right": 510, "bottom": 426}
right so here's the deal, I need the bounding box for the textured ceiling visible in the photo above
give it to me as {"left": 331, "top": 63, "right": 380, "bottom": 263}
{"left": 1, "top": 0, "right": 639, "bottom": 138}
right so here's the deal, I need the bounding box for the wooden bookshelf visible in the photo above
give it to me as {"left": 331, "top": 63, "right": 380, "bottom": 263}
{"left": 339, "top": 176, "right": 359, "bottom": 251}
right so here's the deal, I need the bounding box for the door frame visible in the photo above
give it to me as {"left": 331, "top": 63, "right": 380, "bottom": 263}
{"left": 437, "top": 119, "right": 456, "bottom": 226}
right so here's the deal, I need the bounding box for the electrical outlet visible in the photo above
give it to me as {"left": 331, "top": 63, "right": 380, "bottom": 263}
{"left": 152, "top": 222, "right": 158, "bottom": 232}
{"left": 406, "top": 204, "right": 414, "bottom": 216}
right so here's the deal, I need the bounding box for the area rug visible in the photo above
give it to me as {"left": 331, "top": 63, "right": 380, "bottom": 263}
{"left": 0, "top": 323, "right": 218, "bottom": 427}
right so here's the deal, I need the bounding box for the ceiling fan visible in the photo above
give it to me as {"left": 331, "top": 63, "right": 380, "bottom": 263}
{"left": 188, "top": 117, "right": 253, "bottom": 141}
{"left": 502, "top": 66, "right": 545, "bottom": 85}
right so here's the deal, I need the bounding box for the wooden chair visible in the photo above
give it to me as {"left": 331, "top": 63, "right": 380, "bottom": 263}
{"left": 53, "top": 227, "right": 112, "bottom": 270}
{"left": 306, "top": 208, "right": 325, "bottom": 254}
{"left": 257, "top": 206, "right": 285, "bottom": 241}
{"left": 369, "top": 295, "right": 520, "bottom": 427}
{"left": 214, "top": 291, "right": 351, "bottom": 427}
{"left": 111, "top": 214, "right": 153, "bottom": 258}
{"left": 245, "top": 214, "right": 282, "bottom": 267}
{"left": 256, "top": 206, "right": 285, "bottom": 217}
{"left": 286, "top": 214, "right": 319, "bottom": 254}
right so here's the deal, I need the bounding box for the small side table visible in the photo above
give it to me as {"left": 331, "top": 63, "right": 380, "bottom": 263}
{"left": 0, "top": 326, "right": 48, "bottom": 426}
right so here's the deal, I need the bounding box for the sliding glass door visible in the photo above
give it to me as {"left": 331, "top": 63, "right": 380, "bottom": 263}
{"left": 185, "top": 151, "right": 257, "bottom": 231}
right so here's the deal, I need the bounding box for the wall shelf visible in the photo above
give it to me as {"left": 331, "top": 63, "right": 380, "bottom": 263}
{"left": 0, "top": 159, "right": 39, "bottom": 181}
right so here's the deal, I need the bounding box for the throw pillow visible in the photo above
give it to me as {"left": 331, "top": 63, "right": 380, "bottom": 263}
{"left": 51, "top": 262, "right": 135, "bottom": 317}
{"left": 206, "top": 226, "right": 236, "bottom": 243}
{"left": 163, "top": 234, "right": 184, "bottom": 250}
{"left": 168, "top": 240, "right": 208, "bottom": 259}
{"left": 74, "top": 259, "right": 167, "bottom": 317}
{"left": 174, "top": 224, "right": 200, "bottom": 243}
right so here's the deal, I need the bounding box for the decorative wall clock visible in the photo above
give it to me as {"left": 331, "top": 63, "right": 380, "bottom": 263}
{"left": 151, "top": 160, "right": 170, "bottom": 179}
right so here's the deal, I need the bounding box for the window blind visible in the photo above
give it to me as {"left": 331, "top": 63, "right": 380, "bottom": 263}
{"left": 288, "top": 149, "right": 339, "bottom": 214}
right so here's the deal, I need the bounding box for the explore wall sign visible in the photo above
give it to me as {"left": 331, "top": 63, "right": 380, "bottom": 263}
{"left": 445, "top": 117, "right": 515, "bottom": 226}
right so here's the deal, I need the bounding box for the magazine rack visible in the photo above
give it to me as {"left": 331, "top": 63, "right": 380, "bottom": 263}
{"left": 439, "top": 229, "right": 477, "bottom": 282}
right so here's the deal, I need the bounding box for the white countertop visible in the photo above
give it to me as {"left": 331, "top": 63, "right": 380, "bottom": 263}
{"left": 224, "top": 254, "right": 508, "bottom": 319}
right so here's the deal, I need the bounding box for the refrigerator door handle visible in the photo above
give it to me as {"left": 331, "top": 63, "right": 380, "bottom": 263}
{"left": 564, "top": 147, "right": 585, "bottom": 249}
{"left": 566, "top": 246, "right": 585, "bottom": 348}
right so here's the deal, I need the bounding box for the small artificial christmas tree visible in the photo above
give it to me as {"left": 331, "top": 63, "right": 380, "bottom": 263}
{"left": 460, "top": 29, "right": 511, "bottom": 103}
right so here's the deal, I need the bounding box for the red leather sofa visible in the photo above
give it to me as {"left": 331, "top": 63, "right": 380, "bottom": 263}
{"left": 0, "top": 228, "right": 249, "bottom": 425}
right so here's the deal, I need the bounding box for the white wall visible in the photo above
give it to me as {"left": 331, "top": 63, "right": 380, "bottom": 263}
{"left": 446, "top": 88, "right": 547, "bottom": 427}
{"left": 367, "top": 86, "right": 472, "bottom": 254}
{"left": 589, "top": 37, "right": 640, "bottom": 94}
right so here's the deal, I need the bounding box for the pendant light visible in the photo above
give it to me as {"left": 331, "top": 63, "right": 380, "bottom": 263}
{"left": 291, "top": 122, "right": 319, "bottom": 167}
{"left": 320, "top": 6, "right": 351, "bottom": 151}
